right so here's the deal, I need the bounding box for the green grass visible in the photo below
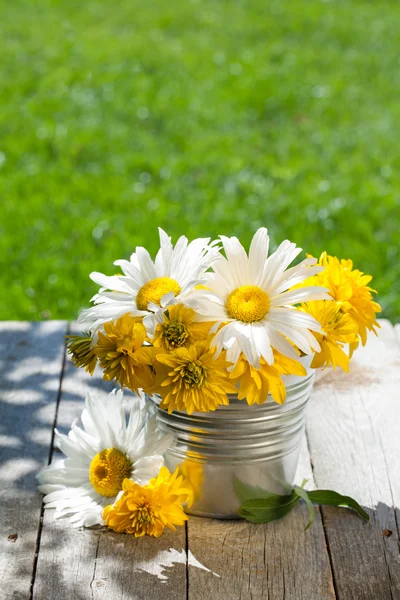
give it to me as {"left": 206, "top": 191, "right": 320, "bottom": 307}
{"left": 1, "top": 0, "right": 399, "bottom": 322}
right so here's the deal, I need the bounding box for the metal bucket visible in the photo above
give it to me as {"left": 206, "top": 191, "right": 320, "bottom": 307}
{"left": 147, "top": 365, "right": 314, "bottom": 519}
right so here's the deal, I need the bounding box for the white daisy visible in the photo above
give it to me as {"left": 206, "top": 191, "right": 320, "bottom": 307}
{"left": 188, "top": 227, "right": 330, "bottom": 368}
{"left": 77, "top": 228, "right": 220, "bottom": 336}
{"left": 37, "top": 390, "right": 173, "bottom": 527}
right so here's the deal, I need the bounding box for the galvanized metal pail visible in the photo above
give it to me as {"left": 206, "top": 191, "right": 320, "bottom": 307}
{"left": 147, "top": 365, "right": 314, "bottom": 519}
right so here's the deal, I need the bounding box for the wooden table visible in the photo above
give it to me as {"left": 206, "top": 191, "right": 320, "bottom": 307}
{"left": 1, "top": 319, "right": 399, "bottom": 600}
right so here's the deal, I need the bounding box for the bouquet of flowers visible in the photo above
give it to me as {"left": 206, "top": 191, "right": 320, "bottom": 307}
{"left": 37, "top": 228, "right": 380, "bottom": 535}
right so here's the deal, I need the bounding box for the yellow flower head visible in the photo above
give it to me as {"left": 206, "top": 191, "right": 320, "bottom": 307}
{"left": 136, "top": 277, "right": 182, "bottom": 311}
{"left": 66, "top": 333, "right": 98, "bottom": 375}
{"left": 89, "top": 448, "right": 132, "bottom": 497}
{"left": 229, "top": 351, "right": 307, "bottom": 406}
{"left": 152, "top": 340, "right": 237, "bottom": 414}
{"left": 94, "top": 315, "right": 154, "bottom": 393}
{"left": 302, "top": 300, "right": 359, "bottom": 372}
{"left": 103, "top": 466, "right": 190, "bottom": 537}
{"left": 152, "top": 304, "right": 212, "bottom": 351}
{"left": 303, "top": 252, "right": 381, "bottom": 344}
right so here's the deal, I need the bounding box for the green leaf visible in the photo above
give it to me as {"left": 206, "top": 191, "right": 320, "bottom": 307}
{"left": 238, "top": 492, "right": 300, "bottom": 524}
{"left": 307, "top": 490, "right": 369, "bottom": 522}
{"left": 238, "top": 486, "right": 369, "bottom": 528}
{"left": 294, "top": 486, "right": 315, "bottom": 530}
{"left": 232, "top": 476, "right": 276, "bottom": 504}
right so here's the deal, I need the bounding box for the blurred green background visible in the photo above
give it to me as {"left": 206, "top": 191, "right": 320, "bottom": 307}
{"left": 1, "top": 0, "right": 399, "bottom": 322}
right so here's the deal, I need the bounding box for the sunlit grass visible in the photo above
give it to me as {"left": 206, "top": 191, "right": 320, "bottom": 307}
{"left": 0, "top": 0, "right": 399, "bottom": 321}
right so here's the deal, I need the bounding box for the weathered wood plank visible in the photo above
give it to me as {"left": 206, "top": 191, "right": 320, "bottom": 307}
{"left": 0, "top": 321, "right": 68, "bottom": 600}
{"left": 92, "top": 527, "right": 187, "bottom": 600}
{"left": 307, "top": 319, "right": 400, "bottom": 600}
{"left": 32, "top": 323, "right": 187, "bottom": 600}
{"left": 187, "top": 436, "right": 336, "bottom": 600}
{"left": 12, "top": 317, "right": 400, "bottom": 599}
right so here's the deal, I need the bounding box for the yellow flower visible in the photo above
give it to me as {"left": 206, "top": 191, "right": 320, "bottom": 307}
{"left": 152, "top": 340, "right": 237, "bottom": 414}
{"left": 103, "top": 466, "right": 190, "bottom": 537}
{"left": 94, "top": 315, "right": 154, "bottom": 393}
{"left": 303, "top": 252, "right": 381, "bottom": 344}
{"left": 66, "top": 333, "right": 98, "bottom": 375}
{"left": 302, "top": 300, "right": 359, "bottom": 372}
{"left": 152, "top": 304, "right": 212, "bottom": 351}
{"left": 229, "top": 351, "right": 307, "bottom": 405}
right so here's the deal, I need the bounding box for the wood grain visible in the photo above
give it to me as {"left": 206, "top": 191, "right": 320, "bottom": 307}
{"left": 187, "top": 510, "right": 335, "bottom": 600}
{"left": 92, "top": 527, "right": 187, "bottom": 600}
{"left": 187, "top": 437, "right": 336, "bottom": 600}
{"left": 32, "top": 323, "right": 187, "bottom": 600}
{"left": 2, "top": 318, "right": 399, "bottom": 600}
{"left": 0, "top": 321, "right": 67, "bottom": 600}
{"left": 307, "top": 319, "right": 400, "bottom": 600}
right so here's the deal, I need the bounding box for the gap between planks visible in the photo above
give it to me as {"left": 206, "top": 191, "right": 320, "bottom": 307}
{"left": 29, "top": 322, "right": 69, "bottom": 599}
{"left": 306, "top": 319, "right": 400, "bottom": 600}
{"left": 0, "top": 321, "right": 68, "bottom": 600}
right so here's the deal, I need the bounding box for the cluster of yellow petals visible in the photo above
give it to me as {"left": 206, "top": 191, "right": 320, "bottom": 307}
{"left": 152, "top": 304, "right": 212, "bottom": 350}
{"left": 229, "top": 351, "right": 307, "bottom": 405}
{"left": 300, "top": 252, "right": 381, "bottom": 370}
{"left": 66, "top": 308, "right": 232, "bottom": 411}
{"left": 93, "top": 315, "right": 155, "bottom": 393}
{"left": 66, "top": 333, "right": 98, "bottom": 375}
{"left": 150, "top": 340, "right": 237, "bottom": 414}
{"left": 302, "top": 301, "right": 358, "bottom": 372}
{"left": 103, "top": 466, "right": 190, "bottom": 537}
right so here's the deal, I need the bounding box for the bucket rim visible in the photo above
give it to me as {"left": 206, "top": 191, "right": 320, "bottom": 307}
{"left": 145, "top": 370, "right": 315, "bottom": 417}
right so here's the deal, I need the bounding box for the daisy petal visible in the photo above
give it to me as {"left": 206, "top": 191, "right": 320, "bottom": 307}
{"left": 270, "top": 286, "right": 330, "bottom": 306}
{"left": 220, "top": 236, "right": 249, "bottom": 287}
{"left": 132, "top": 455, "right": 165, "bottom": 485}
{"left": 268, "top": 321, "right": 320, "bottom": 354}
{"left": 249, "top": 227, "right": 270, "bottom": 285}
{"left": 250, "top": 322, "right": 274, "bottom": 365}
{"left": 267, "top": 327, "right": 300, "bottom": 360}
{"left": 155, "top": 228, "right": 173, "bottom": 276}
{"left": 268, "top": 307, "right": 322, "bottom": 332}
{"left": 135, "top": 247, "right": 157, "bottom": 281}
{"left": 114, "top": 259, "right": 146, "bottom": 287}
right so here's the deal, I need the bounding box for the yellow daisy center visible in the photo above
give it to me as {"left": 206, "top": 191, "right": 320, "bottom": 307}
{"left": 136, "top": 501, "right": 154, "bottom": 525}
{"left": 225, "top": 285, "right": 270, "bottom": 323}
{"left": 89, "top": 448, "right": 132, "bottom": 497}
{"left": 136, "top": 277, "right": 181, "bottom": 311}
{"left": 182, "top": 361, "right": 206, "bottom": 388}
{"left": 162, "top": 321, "right": 189, "bottom": 349}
